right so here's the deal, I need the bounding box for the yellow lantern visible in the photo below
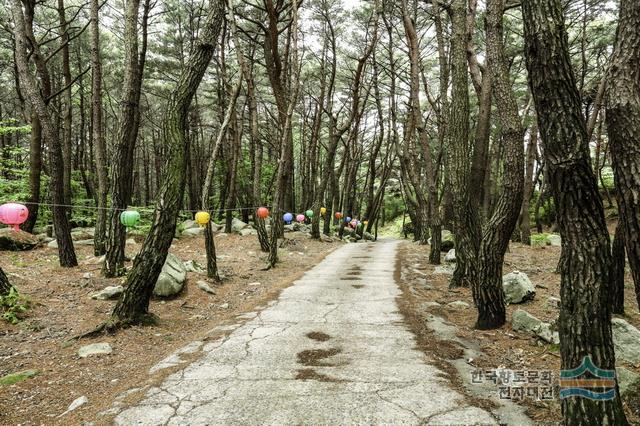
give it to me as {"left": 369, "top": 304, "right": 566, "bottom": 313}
{"left": 320, "top": 207, "right": 327, "bottom": 216}
{"left": 195, "top": 211, "right": 211, "bottom": 227}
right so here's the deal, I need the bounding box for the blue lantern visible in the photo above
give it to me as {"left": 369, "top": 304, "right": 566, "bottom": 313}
{"left": 283, "top": 212, "right": 293, "bottom": 224}
{"left": 345, "top": 216, "right": 352, "bottom": 223}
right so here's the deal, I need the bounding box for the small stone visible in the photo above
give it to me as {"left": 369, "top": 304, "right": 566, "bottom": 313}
{"left": 239, "top": 228, "right": 257, "bottom": 237}
{"left": 444, "top": 249, "right": 456, "bottom": 263}
{"left": 547, "top": 296, "right": 561, "bottom": 309}
{"left": 248, "top": 282, "right": 261, "bottom": 286}
{"left": 125, "top": 238, "right": 137, "bottom": 245}
{"left": 184, "top": 260, "right": 205, "bottom": 274}
{"left": 434, "top": 266, "right": 454, "bottom": 275}
{"left": 83, "top": 272, "right": 93, "bottom": 280}
{"left": 90, "top": 286, "right": 124, "bottom": 300}
{"left": 197, "top": 281, "right": 216, "bottom": 295}
{"left": 547, "top": 234, "right": 561, "bottom": 246}
{"left": 61, "top": 396, "right": 88, "bottom": 416}
{"left": 447, "top": 300, "right": 470, "bottom": 309}
{"left": 219, "top": 303, "right": 229, "bottom": 309}
{"left": 421, "top": 301, "right": 441, "bottom": 309}
{"left": 78, "top": 343, "right": 113, "bottom": 358}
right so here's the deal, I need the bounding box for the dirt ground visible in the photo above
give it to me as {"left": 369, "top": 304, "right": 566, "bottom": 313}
{"left": 0, "top": 231, "right": 339, "bottom": 425}
{"left": 397, "top": 238, "right": 640, "bottom": 425}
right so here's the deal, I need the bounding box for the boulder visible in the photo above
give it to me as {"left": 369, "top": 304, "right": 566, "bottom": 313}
{"left": 445, "top": 249, "right": 456, "bottom": 263}
{"left": 283, "top": 224, "right": 295, "bottom": 233}
{"left": 239, "top": 228, "right": 257, "bottom": 237}
{"left": 70, "top": 229, "right": 94, "bottom": 241}
{"left": 617, "top": 368, "right": 640, "bottom": 396}
{"left": 434, "top": 265, "right": 454, "bottom": 275}
{"left": 293, "top": 223, "right": 311, "bottom": 233}
{"left": 75, "top": 239, "right": 95, "bottom": 246}
{"left": 231, "top": 218, "right": 249, "bottom": 233}
{"left": 90, "top": 286, "right": 124, "bottom": 300}
{"left": 320, "top": 234, "right": 333, "bottom": 243}
{"left": 511, "top": 309, "right": 559, "bottom": 344}
{"left": 197, "top": 281, "right": 216, "bottom": 295}
{"left": 503, "top": 271, "right": 536, "bottom": 304}
{"left": 547, "top": 234, "right": 561, "bottom": 247}
{"left": 78, "top": 342, "right": 112, "bottom": 358}
{"left": 181, "top": 227, "right": 205, "bottom": 237}
{"left": 153, "top": 254, "right": 187, "bottom": 297}
{"left": 184, "top": 260, "right": 205, "bottom": 274}
{"left": 180, "top": 219, "right": 199, "bottom": 230}
{"left": 0, "top": 229, "right": 39, "bottom": 251}
{"left": 363, "top": 232, "right": 375, "bottom": 241}
{"left": 612, "top": 318, "right": 640, "bottom": 364}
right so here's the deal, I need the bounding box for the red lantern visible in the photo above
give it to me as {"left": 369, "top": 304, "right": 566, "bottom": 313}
{"left": 335, "top": 212, "right": 343, "bottom": 220}
{"left": 257, "top": 207, "right": 269, "bottom": 219}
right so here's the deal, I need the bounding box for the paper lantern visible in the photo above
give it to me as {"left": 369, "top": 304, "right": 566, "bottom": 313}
{"left": 296, "top": 214, "right": 305, "bottom": 223}
{"left": 283, "top": 213, "right": 293, "bottom": 224}
{"left": 305, "top": 209, "right": 314, "bottom": 218}
{"left": 320, "top": 207, "right": 327, "bottom": 216}
{"left": 0, "top": 203, "right": 29, "bottom": 232}
{"left": 257, "top": 207, "right": 269, "bottom": 219}
{"left": 350, "top": 220, "right": 357, "bottom": 229}
{"left": 120, "top": 210, "right": 140, "bottom": 228}
{"left": 335, "top": 212, "right": 342, "bottom": 220}
{"left": 195, "top": 211, "right": 210, "bottom": 227}
{"left": 345, "top": 216, "right": 352, "bottom": 223}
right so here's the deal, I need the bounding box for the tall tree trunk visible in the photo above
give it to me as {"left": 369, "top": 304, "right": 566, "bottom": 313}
{"left": 474, "top": 0, "right": 525, "bottom": 330}
{"left": 606, "top": 0, "right": 640, "bottom": 310}
{"left": 11, "top": 0, "right": 77, "bottom": 267}
{"left": 111, "top": 0, "right": 225, "bottom": 326}
{"left": 103, "top": 0, "right": 149, "bottom": 277}
{"left": 523, "top": 0, "right": 628, "bottom": 423}
{"left": 23, "top": 112, "right": 41, "bottom": 234}
{"left": 448, "top": 0, "right": 479, "bottom": 289}
{"left": 57, "top": 0, "right": 73, "bottom": 208}
{"left": 520, "top": 123, "right": 538, "bottom": 245}
{"left": 91, "top": 0, "right": 108, "bottom": 256}
{"left": 611, "top": 221, "right": 626, "bottom": 315}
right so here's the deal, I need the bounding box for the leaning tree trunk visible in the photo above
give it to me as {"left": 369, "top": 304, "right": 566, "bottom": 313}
{"left": 110, "top": 0, "right": 225, "bottom": 326}
{"left": 474, "top": 0, "right": 525, "bottom": 330}
{"left": 0, "top": 266, "right": 12, "bottom": 297}
{"left": 606, "top": 0, "right": 640, "bottom": 311}
{"left": 611, "top": 221, "right": 626, "bottom": 315}
{"left": 448, "top": 0, "right": 479, "bottom": 289}
{"left": 11, "top": 0, "right": 77, "bottom": 267}
{"left": 523, "top": 0, "right": 629, "bottom": 423}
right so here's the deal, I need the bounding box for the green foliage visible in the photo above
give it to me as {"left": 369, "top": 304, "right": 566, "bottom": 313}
{"left": 0, "top": 369, "right": 39, "bottom": 387}
{"left": 0, "top": 119, "right": 31, "bottom": 137}
{"left": 0, "top": 287, "right": 30, "bottom": 324}
{"left": 530, "top": 233, "right": 551, "bottom": 247}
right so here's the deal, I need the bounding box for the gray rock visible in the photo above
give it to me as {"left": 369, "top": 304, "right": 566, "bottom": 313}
{"left": 320, "top": 234, "right": 333, "bottom": 243}
{"left": 447, "top": 300, "right": 470, "bottom": 309}
{"left": 503, "top": 271, "right": 536, "bottom": 304}
{"left": 422, "top": 302, "right": 441, "bottom": 309}
{"left": 181, "top": 227, "right": 205, "bottom": 237}
{"left": 60, "top": 396, "right": 89, "bottom": 416}
{"left": 231, "top": 218, "right": 249, "bottom": 233}
{"left": 180, "top": 220, "right": 199, "bottom": 230}
{"left": 47, "top": 239, "right": 58, "bottom": 249}
{"left": 197, "top": 281, "right": 216, "bottom": 295}
{"left": 91, "top": 286, "right": 124, "bottom": 300}
{"left": 547, "top": 234, "right": 561, "bottom": 247}
{"left": 71, "top": 229, "right": 94, "bottom": 241}
{"left": 126, "top": 238, "right": 138, "bottom": 245}
{"left": 75, "top": 239, "right": 95, "bottom": 246}
{"left": 283, "top": 224, "right": 295, "bottom": 233}
{"left": 239, "top": 228, "right": 257, "bottom": 237}
{"left": 219, "top": 303, "right": 230, "bottom": 309}
{"left": 511, "top": 309, "right": 559, "bottom": 344}
{"left": 153, "top": 254, "right": 187, "bottom": 297}
{"left": 445, "top": 249, "right": 456, "bottom": 263}
{"left": 0, "top": 229, "right": 39, "bottom": 251}
{"left": 363, "top": 232, "right": 375, "bottom": 241}
{"left": 617, "top": 368, "right": 640, "bottom": 396}
{"left": 612, "top": 318, "right": 640, "bottom": 364}
{"left": 184, "top": 260, "right": 205, "bottom": 274}
{"left": 78, "top": 343, "right": 112, "bottom": 358}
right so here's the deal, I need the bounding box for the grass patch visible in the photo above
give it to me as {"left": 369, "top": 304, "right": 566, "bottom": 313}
{"left": 0, "top": 370, "right": 39, "bottom": 387}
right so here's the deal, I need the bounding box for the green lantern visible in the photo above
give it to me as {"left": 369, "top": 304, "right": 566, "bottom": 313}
{"left": 120, "top": 210, "right": 140, "bottom": 228}
{"left": 305, "top": 209, "right": 314, "bottom": 218}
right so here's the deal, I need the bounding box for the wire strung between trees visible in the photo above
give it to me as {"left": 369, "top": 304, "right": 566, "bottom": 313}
{"left": 19, "top": 201, "right": 279, "bottom": 215}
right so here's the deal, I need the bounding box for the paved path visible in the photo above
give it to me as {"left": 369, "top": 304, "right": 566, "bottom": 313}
{"left": 115, "top": 240, "right": 496, "bottom": 425}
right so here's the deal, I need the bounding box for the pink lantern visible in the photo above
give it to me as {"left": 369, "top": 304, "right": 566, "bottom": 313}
{"left": 296, "top": 214, "right": 305, "bottom": 223}
{"left": 350, "top": 220, "right": 358, "bottom": 229}
{"left": 0, "top": 203, "right": 29, "bottom": 232}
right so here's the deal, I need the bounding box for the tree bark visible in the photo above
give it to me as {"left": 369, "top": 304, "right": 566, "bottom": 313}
{"left": 11, "top": 0, "right": 77, "bottom": 267}
{"left": 611, "top": 221, "right": 626, "bottom": 315}
{"left": 57, "top": 0, "right": 73, "bottom": 208}
{"left": 606, "top": 0, "right": 640, "bottom": 310}
{"left": 520, "top": 123, "right": 538, "bottom": 245}
{"left": 91, "top": 0, "right": 109, "bottom": 256}
{"left": 23, "top": 111, "right": 41, "bottom": 234}
{"left": 111, "top": 0, "right": 226, "bottom": 326}
{"left": 523, "top": 0, "right": 628, "bottom": 423}
{"left": 474, "top": 0, "right": 525, "bottom": 329}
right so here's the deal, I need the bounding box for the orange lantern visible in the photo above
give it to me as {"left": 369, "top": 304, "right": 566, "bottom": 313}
{"left": 335, "top": 212, "right": 343, "bottom": 220}
{"left": 257, "top": 207, "right": 270, "bottom": 219}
